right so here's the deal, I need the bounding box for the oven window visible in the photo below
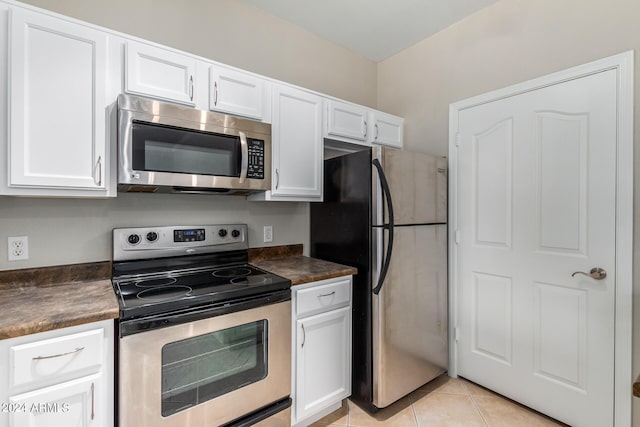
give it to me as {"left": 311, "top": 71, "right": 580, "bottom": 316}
{"left": 131, "top": 120, "right": 240, "bottom": 177}
{"left": 161, "top": 320, "right": 268, "bottom": 417}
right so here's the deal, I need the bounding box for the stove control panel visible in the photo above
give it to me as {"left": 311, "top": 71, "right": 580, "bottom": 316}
{"left": 113, "top": 224, "right": 248, "bottom": 261}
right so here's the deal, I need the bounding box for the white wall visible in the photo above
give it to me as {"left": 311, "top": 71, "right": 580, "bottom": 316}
{"left": 0, "top": 0, "right": 378, "bottom": 271}
{"left": 377, "top": 0, "right": 640, "bottom": 423}
{"left": 0, "top": 194, "right": 307, "bottom": 270}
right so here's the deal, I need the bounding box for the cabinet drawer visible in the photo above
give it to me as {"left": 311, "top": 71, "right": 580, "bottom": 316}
{"left": 296, "top": 278, "right": 351, "bottom": 317}
{"left": 10, "top": 328, "right": 104, "bottom": 389}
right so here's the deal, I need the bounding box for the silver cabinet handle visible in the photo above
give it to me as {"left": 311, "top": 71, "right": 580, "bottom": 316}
{"left": 572, "top": 267, "right": 607, "bottom": 280}
{"left": 363, "top": 120, "right": 368, "bottom": 138}
{"left": 95, "top": 156, "right": 102, "bottom": 186}
{"left": 239, "top": 131, "right": 248, "bottom": 183}
{"left": 301, "top": 323, "right": 306, "bottom": 348}
{"left": 189, "top": 75, "right": 194, "bottom": 101}
{"left": 319, "top": 291, "right": 336, "bottom": 298}
{"left": 214, "top": 81, "right": 218, "bottom": 106}
{"left": 32, "top": 346, "right": 85, "bottom": 360}
{"left": 275, "top": 169, "right": 280, "bottom": 190}
{"left": 91, "top": 382, "right": 95, "bottom": 420}
{"left": 375, "top": 123, "right": 379, "bottom": 140}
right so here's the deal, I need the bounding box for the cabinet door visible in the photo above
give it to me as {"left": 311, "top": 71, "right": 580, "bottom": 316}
{"left": 125, "top": 40, "right": 196, "bottom": 105}
{"left": 271, "top": 84, "right": 322, "bottom": 200}
{"left": 325, "top": 100, "right": 368, "bottom": 142}
{"left": 295, "top": 306, "right": 351, "bottom": 421}
{"left": 210, "top": 65, "right": 270, "bottom": 121}
{"left": 368, "top": 110, "right": 404, "bottom": 148}
{"left": 9, "top": 373, "right": 103, "bottom": 427}
{"left": 6, "top": 7, "right": 109, "bottom": 194}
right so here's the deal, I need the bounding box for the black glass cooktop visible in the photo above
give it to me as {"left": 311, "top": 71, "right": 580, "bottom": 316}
{"left": 113, "top": 261, "right": 291, "bottom": 320}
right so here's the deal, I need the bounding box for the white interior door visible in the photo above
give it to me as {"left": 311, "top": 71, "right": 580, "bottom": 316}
{"left": 454, "top": 68, "right": 617, "bottom": 427}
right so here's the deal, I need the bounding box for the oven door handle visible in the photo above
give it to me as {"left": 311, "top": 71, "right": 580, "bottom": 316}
{"left": 119, "top": 289, "right": 291, "bottom": 337}
{"left": 239, "top": 131, "right": 248, "bottom": 184}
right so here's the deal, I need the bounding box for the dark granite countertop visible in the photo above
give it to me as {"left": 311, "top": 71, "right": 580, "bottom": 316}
{"left": 0, "top": 245, "right": 356, "bottom": 340}
{"left": 251, "top": 253, "right": 357, "bottom": 286}
{"left": 0, "top": 262, "right": 119, "bottom": 340}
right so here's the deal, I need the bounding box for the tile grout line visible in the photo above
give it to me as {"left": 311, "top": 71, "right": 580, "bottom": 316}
{"left": 462, "top": 383, "right": 491, "bottom": 427}
{"left": 409, "top": 394, "right": 420, "bottom": 427}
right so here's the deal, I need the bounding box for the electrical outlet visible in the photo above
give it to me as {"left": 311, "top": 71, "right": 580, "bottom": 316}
{"left": 263, "top": 226, "right": 273, "bottom": 243}
{"left": 8, "top": 236, "right": 29, "bottom": 261}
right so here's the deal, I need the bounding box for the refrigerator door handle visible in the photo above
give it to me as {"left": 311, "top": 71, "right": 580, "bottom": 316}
{"left": 372, "top": 158, "right": 394, "bottom": 295}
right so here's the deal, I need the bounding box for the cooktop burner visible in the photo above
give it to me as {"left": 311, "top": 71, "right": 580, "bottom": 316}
{"left": 212, "top": 267, "right": 252, "bottom": 278}
{"left": 112, "top": 224, "right": 292, "bottom": 336}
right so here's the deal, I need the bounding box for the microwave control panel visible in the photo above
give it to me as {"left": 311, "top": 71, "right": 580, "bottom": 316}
{"left": 247, "top": 139, "right": 265, "bottom": 179}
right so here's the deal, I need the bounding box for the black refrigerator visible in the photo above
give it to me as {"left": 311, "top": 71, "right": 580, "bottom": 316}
{"left": 310, "top": 146, "right": 448, "bottom": 412}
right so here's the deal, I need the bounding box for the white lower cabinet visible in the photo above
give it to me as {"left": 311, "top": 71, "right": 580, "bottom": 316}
{"left": 9, "top": 373, "right": 102, "bottom": 427}
{"left": 0, "top": 320, "right": 114, "bottom": 427}
{"left": 292, "top": 276, "right": 352, "bottom": 427}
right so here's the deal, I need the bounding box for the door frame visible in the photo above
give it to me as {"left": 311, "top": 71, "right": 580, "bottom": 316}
{"left": 448, "top": 51, "right": 634, "bottom": 426}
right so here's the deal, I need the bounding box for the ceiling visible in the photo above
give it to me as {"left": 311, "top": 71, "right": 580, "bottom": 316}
{"left": 240, "top": 0, "right": 499, "bottom": 62}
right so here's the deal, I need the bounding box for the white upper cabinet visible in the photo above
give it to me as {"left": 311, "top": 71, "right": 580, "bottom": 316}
{"left": 250, "top": 83, "right": 323, "bottom": 202}
{"left": 209, "top": 65, "right": 271, "bottom": 122}
{"left": 2, "top": 6, "right": 113, "bottom": 197}
{"left": 325, "top": 99, "right": 369, "bottom": 143}
{"left": 125, "top": 40, "right": 196, "bottom": 106}
{"left": 367, "top": 110, "right": 404, "bottom": 148}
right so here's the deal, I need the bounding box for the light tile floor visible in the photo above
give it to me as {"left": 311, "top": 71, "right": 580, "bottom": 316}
{"left": 310, "top": 375, "right": 569, "bottom": 427}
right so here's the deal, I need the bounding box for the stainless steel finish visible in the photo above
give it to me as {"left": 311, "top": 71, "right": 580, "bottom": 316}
{"left": 117, "top": 94, "right": 271, "bottom": 193}
{"left": 251, "top": 406, "right": 291, "bottom": 427}
{"left": 91, "top": 382, "right": 95, "bottom": 420}
{"left": 275, "top": 168, "right": 280, "bottom": 189}
{"left": 364, "top": 120, "right": 368, "bottom": 138}
{"left": 113, "top": 224, "right": 248, "bottom": 262}
{"left": 378, "top": 149, "right": 447, "bottom": 225}
{"left": 214, "top": 81, "right": 219, "bottom": 106}
{"left": 572, "top": 267, "right": 607, "bottom": 280}
{"left": 319, "top": 291, "right": 336, "bottom": 297}
{"left": 301, "top": 323, "right": 306, "bottom": 348}
{"left": 374, "top": 123, "right": 379, "bottom": 140}
{"left": 189, "top": 75, "right": 194, "bottom": 101}
{"left": 371, "top": 147, "right": 448, "bottom": 408}
{"left": 32, "top": 347, "right": 84, "bottom": 360}
{"left": 119, "top": 300, "right": 291, "bottom": 427}
{"left": 239, "top": 131, "right": 248, "bottom": 183}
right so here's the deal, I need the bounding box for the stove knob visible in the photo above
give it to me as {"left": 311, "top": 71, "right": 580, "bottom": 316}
{"left": 231, "top": 229, "right": 241, "bottom": 238}
{"left": 146, "top": 232, "right": 158, "bottom": 242}
{"left": 127, "top": 234, "right": 141, "bottom": 245}
{"left": 218, "top": 229, "right": 228, "bottom": 237}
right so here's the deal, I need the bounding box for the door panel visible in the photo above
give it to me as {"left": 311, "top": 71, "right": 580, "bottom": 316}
{"left": 456, "top": 69, "right": 616, "bottom": 427}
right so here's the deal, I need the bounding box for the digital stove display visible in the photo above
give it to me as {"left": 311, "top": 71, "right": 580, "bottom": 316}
{"left": 174, "top": 228, "right": 205, "bottom": 242}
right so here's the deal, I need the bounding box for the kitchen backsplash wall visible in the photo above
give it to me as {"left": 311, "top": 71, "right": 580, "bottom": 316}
{"left": 0, "top": 194, "right": 308, "bottom": 271}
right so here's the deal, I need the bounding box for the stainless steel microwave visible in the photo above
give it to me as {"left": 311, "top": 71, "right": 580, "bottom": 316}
{"left": 117, "top": 94, "right": 271, "bottom": 195}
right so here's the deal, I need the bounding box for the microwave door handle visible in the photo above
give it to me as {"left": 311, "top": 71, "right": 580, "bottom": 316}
{"left": 239, "top": 131, "right": 248, "bottom": 183}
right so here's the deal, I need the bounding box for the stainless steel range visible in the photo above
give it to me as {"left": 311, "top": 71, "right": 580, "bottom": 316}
{"left": 112, "top": 224, "right": 292, "bottom": 427}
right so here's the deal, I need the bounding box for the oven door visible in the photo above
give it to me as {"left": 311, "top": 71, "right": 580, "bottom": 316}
{"left": 118, "top": 300, "right": 291, "bottom": 427}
